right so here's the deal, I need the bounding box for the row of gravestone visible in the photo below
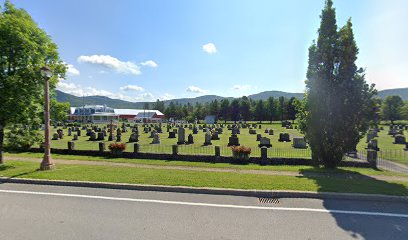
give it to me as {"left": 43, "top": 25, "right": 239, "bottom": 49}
{"left": 386, "top": 123, "right": 406, "bottom": 145}
{"left": 54, "top": 125, "right": 308, "bottom": 149}
{"left": 390, "top": 125, "right": 408, "bottom": 130}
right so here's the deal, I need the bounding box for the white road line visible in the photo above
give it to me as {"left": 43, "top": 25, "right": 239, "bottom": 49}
{"left": 1, "top": 189, "right": 407, "bottom": 218}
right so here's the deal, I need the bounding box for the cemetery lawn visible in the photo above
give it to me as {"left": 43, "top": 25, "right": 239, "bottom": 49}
{"left": 40, "top": 122, "right": 407, "bottom": 164}
{"left": 1, "top": 160, "right": 408, "bottom": 196}
{"left": 5, "top": 122, "right": 406, "bottom": 165}
{"left": 44, "top": 123, "right": 312, "bottom": 158}
{"left": 356, "top": 126, "right": 408, "bottom": 165}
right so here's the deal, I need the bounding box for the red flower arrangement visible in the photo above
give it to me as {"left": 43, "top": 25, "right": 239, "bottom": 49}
{"left": 231, "top": 146, "right": 251, "bottom": 162}
{"left": 108, "top": 143, "right": 126, "bottom": 156}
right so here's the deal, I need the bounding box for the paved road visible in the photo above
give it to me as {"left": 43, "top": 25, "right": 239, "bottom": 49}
{"left": 0, "top": 183, "right": 407, "bottom": 240}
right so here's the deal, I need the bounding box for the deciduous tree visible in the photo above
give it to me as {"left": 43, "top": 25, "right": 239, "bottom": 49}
{"left": 380, "top": 96, "right": 404, "bottom": 124}
{"left": 0, "top": 1, "right": 66, "bottom": 164}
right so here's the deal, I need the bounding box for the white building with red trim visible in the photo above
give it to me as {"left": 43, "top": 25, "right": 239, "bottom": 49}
{"left": 69, "top": 105, "right": 165, "bottom": 123}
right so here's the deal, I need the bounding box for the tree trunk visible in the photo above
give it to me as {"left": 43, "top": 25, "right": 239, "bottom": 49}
{"left": 0, "top": 124, "right": 4, "bottom": 164}
{"left": 311, "top": 151, "right": 319, "bottom": 167}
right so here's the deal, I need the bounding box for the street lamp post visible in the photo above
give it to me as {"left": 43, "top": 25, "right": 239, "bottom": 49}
{"left": 40, "top": 66, "right": 55, "bottom": 170}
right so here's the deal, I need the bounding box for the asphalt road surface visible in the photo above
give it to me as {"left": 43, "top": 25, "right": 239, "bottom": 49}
{"left": 0, "top": 183, "right": 407, "bottom": 240}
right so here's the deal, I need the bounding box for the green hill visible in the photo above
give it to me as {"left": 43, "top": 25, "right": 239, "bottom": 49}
{"left": 55, "top": 90, "right": 146, "bottom": 108}
{"left": 56, "top": 87, "right": 408, "bottom": 109}
{"left": 378, "top": 88, "right": 408, "bottom": 101}
{"left": 248, "top": 91, "right": 303, "bottom": 100}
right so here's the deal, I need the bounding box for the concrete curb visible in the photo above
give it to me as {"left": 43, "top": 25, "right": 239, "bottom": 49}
{"left": 1, "top": 177, "right": 408, "bottom": 203}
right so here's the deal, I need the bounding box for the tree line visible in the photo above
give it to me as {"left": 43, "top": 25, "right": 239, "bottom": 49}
{"left": 150, "top": 96, "right": 300, "bottom": 122}
{"left": 380, "top": 95, "right": 408, "bottom": 124}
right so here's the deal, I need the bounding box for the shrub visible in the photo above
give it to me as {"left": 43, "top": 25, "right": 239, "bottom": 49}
{"left": 66, "top": 122, "right": 80, "bottom": 127}
{"left": 108, "top": 143, "right": 126, "bottom": 156}
{"left": 5, "top": 125, "right": 42, "bottom": 152}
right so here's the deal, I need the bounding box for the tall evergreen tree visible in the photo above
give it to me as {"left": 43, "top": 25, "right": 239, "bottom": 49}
{"left": 286, "top": 97, "right": 299, "bottom": 123}
{"left": 266, "top": 97, "right": 276, "bottom": 123}
{"left": 300, "top": 0, "right": 377, "bottom": 168}
{"left": 254, "top": 100, "right": 265, "bottom": 122}
{"left": 277, "top": 96, "right": 286, "bottom": 121}
{"left": 230, "top": 99, "right": 240, "bottom": 122}
{"left": 401, "top": 101, "right": 408, "bottom": 120}
{"left": 209, "top": 100, "right": 220, "bottom": 117}
{"left": 240, "top": 96, "right": 251, "bottom": 121}
{"left": 220, "top": 99, "right": 230, "bottom": 122}
{"left": 153, "top": 99, "right": 165, "bottom": 113}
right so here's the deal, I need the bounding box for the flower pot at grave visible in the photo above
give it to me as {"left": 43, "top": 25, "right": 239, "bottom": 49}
{"left": 231, "top": 152, "right": 250, "bottom": 163}
{"left": 110, "top": 150, "right": 123, "bottom": 157}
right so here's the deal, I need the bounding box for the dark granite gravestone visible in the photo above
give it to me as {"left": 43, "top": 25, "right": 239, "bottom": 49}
{"left": 187, "top": 134, "right": 194, "bottom": 144}
{"left": 227, "top": 134, "right": 240, "bottom": 146}
{"left": 278, "top": 133, "right": 291, "bottom": 142}
{"left": 259, "top": 137, "right": 272, "bottom": 148}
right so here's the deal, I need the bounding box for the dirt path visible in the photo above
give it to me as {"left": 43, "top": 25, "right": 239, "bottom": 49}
{"left": 5, "top": 156, "right": 408, "bottom": 182}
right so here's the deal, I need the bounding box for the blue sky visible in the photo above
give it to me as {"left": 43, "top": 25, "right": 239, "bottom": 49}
{"left": 6, "top": 0, "right": 408, "bottom": 102}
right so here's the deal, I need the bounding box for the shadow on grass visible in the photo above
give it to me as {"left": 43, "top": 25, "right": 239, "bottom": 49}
{"left": 6, "top": 170, "right": 39, "bottom": 179}
{"left": 299, "top": 168, "right": 408, "bottom": 239}
{"left": 0, "top": 165, "right": 15, "bottom": 171}
{"left": 0, "top": 163, "right": 39, "bottom": 179}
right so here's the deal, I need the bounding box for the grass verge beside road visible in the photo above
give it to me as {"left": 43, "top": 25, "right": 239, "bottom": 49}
{"left": 5, "top": 152, "right": 406, "bottom": 177}
{"left": 1, "top": 160, "right": 408, "bottom": 196}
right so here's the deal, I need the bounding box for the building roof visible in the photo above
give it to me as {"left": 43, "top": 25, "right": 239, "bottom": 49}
{"left": 113, "top": 109, "right": 143, "bottom": 116}
{"left": 69, "top": 107, "right": 164, "bottom": 116}
{"left": 115, "top": 109, "right": 164, "bottom": 116}
{"left": 136, "top": 111, "right": 157, "bottom": 118}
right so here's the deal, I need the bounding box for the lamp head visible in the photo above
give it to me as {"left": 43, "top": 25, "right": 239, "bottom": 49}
{"left": 40, "top": 66, "right": 53, "bottom": 79}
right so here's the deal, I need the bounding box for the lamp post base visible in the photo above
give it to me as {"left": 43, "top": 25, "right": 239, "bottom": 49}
{"left": 40, "top": 161, "right": 55, "bottom": 171}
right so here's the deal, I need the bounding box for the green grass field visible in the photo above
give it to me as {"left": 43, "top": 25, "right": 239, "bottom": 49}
{"left": 356, "top": 126, "right": 408, "bottom": 164}
{"left": 1, "top": 160, "right": 408, "bottom": 196}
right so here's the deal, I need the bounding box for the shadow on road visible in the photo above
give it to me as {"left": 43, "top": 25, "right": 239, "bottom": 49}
{"left": 299, "top": 168, "right": 408, "bottom": 239}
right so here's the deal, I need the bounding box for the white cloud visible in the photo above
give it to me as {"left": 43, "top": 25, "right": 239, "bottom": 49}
{"left": 77, "top": 55, "right": 141, "bottom": 75}
{"left": 57, "top": 82, "right": 78, "bottom": 92}
{"left": 120, "top": 85, "right": 145, "bottom": 92}
{"left": 57, "top": 82, "right": 138, "bottom": 102}
{"left": 66, "top": 64, "right": 80, "bottom": 76}
{"left": 202, "top": 43, "right": 217, "bottom": 54}
{"left": 141, "top": 60, "right": 158, "bottom": 68}
{"left": 231, "top": 84, "right": 253, "bottom": 91}
{"left": 57, "top": 82, "right": 114, "bottom": 98}
{"left": 134, "top": 92, "right": 155, "bottom": 101}
{"left": 186, "top": 86, "right": 209, "bottom": 94}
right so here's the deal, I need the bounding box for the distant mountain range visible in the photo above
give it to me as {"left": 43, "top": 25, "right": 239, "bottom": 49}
{"left": 56, "top": 87, "right": 408, "bottom": 109}
{"left": 377, "top": 88, "right": 408, "bottom": 100}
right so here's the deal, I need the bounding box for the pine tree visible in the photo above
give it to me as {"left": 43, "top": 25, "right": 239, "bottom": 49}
{"left": 240, "top": 96, "right": 251, "bottom": 121}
